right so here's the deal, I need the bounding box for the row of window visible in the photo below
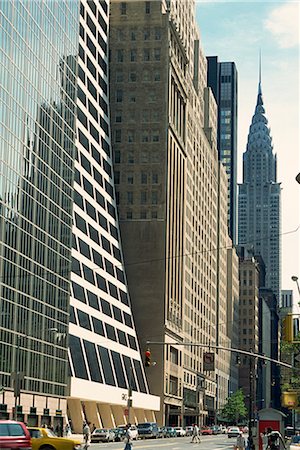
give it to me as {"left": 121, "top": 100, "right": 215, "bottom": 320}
{"left": 114, "top": 148, "right": 161, "bottom": 165}
{"left": 120, "top": 1, "right": 151, "bottom": 15}
{"left": 74, "top": 211, "right": 120, "bottom": 260}
{"left": 74, "top": 191, "right": 118, "bottom": 238}
{"left": 115, "top": 89, "right": 157, "bottom": 103}
{"left": 115, "top": 27, "right": 161, "bottom": 42}
{"left": 78, "top": 104, "right": 109, "bottom": 139}
{"left": 116, "top": 191, "right": 159, "bottom": 206}
{"left": 114, "top": 129, "right": 160, "bottom": 144}
{"left": 114, "top": 171, "right": 159, "bottom": 185}
{"left": 70, "top": 305, "right": 136, "bottom": 350}
{"left": 74, "top": 169, "right": 116, "bottom": 217}
{"left": 69, "top": 335, "right": 147, "bottom": 393}
{"left": 78, "top": 66, "right": 108, "bottom": 117}
{"left": 121, "top": 210, "right": 158, "bottom": 220}
{"left": 115, "top": 48, "right": 161, "bottom": 63}
{"left": 114, "top": 70, "right": 161, "bottom": 84}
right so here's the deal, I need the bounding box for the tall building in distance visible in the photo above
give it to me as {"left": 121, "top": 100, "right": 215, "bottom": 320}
{"left": 109, "top": 0, "right": 237, "bottom": 426}
{"left": 207, "top": 57, "right": 238, "bottom": 244}
{"left": 0, "top": 0, "right": 159, "bottom": 427}
{"left": 238, "top": 74, "right": 281, "bottom": 303}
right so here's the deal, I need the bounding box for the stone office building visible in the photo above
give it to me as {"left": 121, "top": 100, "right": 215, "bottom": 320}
{"left": 109, "top": 0, "right": 235, "bottom": 425}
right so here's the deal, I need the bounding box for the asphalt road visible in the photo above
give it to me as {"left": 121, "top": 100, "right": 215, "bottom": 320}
{"left": 89, "top": 434, "right": 236, "bottom": 450}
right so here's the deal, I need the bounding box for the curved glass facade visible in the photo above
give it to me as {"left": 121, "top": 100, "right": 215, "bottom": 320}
{"left": 0, "top": 1, "right": 79, "bottom": 397}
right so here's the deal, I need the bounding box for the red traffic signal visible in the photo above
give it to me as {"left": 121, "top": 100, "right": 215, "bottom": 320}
{"left": 145, "top": 350, "right": 151, "bottom": 367}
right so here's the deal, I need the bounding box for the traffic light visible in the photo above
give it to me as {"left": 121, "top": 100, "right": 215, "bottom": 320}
{"left": 282, "top": 314, "right": 293, "bottom": 343}
{"left": 145, "top": 349, "right": 151, "bottom": 367}
{"left": 235, "top": 354, "right": 241, "bottom": 366}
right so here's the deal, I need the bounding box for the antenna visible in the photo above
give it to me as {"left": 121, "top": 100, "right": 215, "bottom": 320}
{"left": 258, "top": 49, "right": 262, "bottom": 95}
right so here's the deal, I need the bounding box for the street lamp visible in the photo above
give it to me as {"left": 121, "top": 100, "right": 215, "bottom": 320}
{"left": 292, "top": 276, "right": 300, "bottom": 298}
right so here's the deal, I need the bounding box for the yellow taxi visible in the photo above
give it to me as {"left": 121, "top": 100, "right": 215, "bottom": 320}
{"left": 28, "top": 427, "right": 83, "bottom": 450}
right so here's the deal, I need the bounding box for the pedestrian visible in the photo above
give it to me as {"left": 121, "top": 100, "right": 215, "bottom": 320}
{"left": 65, "top": 423, "right": 71, "bottom": 437}
{"left": 236, "top": 431, "right": 247, "bottom": 450}
{"left": 124, "top": 423, "right": 133, "bottom": 450}
{"left": 191, "top": 424, "right": 200, "bottom": 443}
{"left": 83, "top": 421, "right": 91, "bottom": 449}
{"left": 266, "top": 427, "right": 286, "bottom": 450}
{"left": 260, "top": 430, "right": 268, "bottom": 450}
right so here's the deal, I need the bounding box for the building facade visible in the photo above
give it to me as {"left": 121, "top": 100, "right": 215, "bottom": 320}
{"left": 109, "top": 0, "right": 235, "bottom": 426}
{"left": 68, "top": 0, "right": 159, "bottom": 431}
{"left": 0, "top": 0, "right": 79, "bottom": 423}
{"left": 0, "top": 0, "right": 159, "bottom": 427}
{"left": 207, "top": 57, "right": 238, "bottom": 245}
{"left": 238, "top": 78, "right": 281, "bottom": 303}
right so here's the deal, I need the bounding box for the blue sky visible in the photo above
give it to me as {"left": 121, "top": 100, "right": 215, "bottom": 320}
{"left": 195, "top": 1, "right": 299, "bottom": 293}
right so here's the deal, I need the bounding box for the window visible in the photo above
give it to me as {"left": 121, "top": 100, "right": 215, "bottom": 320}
{"left": 77, "top": 310, "right": 92, "bottom": 330}
{"left": 83, "top": 264, "right": 95, "bottom": 285}
{"left": 98, "top": 346, "right": 115, "bottom": 385}
{"left": 154, "top": 49, "right": 160, "bottom": 61}
{"left": 143, "top": 71, "right": 151, "bottom": 82}
{"left": 154, "top": 71, "right": 161, "bottom": 81}
{"left": 115, "top": 129, "right": 122, "bottom": 143}
{"left": 141, "top": 172, "right": 147, "bottom": 184}
{"left": 128, "top": 131, "right": 134, "bottom": 142}
{"left": 144, "top": 29, "right": 150, "bottom": 40}
{"left": 93, "top": 317, "right": 105, "bottom": 336}
{"left": 145, "top": 1, "right": 151, "bottom": 14}
{"left": 72, "top": 281, "right": 86, "bottom": 303}
{"left": 141, "top": 191, "right": 147, "bottom": 204}
{"left": 116, "top": 90, "right": 123, "bottom": 102}
{"left": 113, "top": 306, "right": 123, "bottom": 323}
{"left": 111, "top": 351, "right": 127, "bottom": 388}
{"left": 116, "top": 71, "right": 124, "bottom": 82}
{"left": 127, "top": 173, "right": 134, "bottom": 184}
{"left": 152, "top": 130, "right": 160, "bottom": 142}
{"left": 152, "top": 191, "right": 158, "bottom": 204}
{"left": 129, "top": 72, "right": 137, "bottom": 82}
{"left": 92, "top": 248, "right": 103, "bottom": 268}
{"left": 127, "top": 211, "right": 132, "bottom": 219}
{"left": 130, "top": 49, "right": 137, "bottom": 62}
{"left": 101, "top": 298, "right": 112, "bottom": 316}
{"left": 152, "top": 173, "right": 158, "bottom": 184}
{"left": 83, "top": 340, "right": 103, "bottom": 382}
{"left": 154, "top": 28, "right": 161, "bottom": 40}
{"left": 114, "top": 150, "right": 121, "bottom": 163}
{"left": 140, "top": 211, "right": 147, "bottom": 219}
{"left": 120, "top": 2, "right": 127, "bottom": 15}
{"left": 115, "top": 111, "right": 122, "bottom": 123}
{"left": 130, "top": 30, "right": 136, "bottom": 41}
{"left": 106, "top": 323, "right": 117, "bottom": 341}
{"left": 127, "top": 192, "right": 133, "bottom": 204}
{"left": 127, "top": 151, "right": 134, "bottom": 164}
{"left": 117, "top": 330, "right": 127, "bottom": 346}
{"left": 79, "top": 238, "right": 91, "bottom": 259}
{"left": 142, "top": 131, "right": 150, "bottom": 142}
{"left": 69, "top": 335, "right": 88, "bottom": 380}
{"left": 87, "top": 290, "right": 99, "bottom": 310}
{"left": 117, "top": 49, "right": 124, "bottom": 62}
{"left": 143, "top": 49, "right": 150, "bottom": 61}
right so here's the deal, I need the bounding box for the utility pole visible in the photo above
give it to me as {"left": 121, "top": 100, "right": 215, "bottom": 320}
{"left": 127, "top": 367, "right": 133, "bottom": 424}
{"left": 248, "top": 350, "right": 255, "bottom": 450}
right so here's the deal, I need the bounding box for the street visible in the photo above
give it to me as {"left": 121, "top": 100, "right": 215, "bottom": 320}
{"left": 89, "top": 435, "right": 236, "bottom": 450}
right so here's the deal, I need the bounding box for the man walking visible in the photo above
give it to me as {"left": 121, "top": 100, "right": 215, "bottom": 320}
{"left": 83, "top": 421, "right": 91, "bottom": 449}
{"left": 124, "top": 423, "right": 133, "bottom": 450}
{"left": 191, "top": 424, "right": 200, "bottom": 443}
{"left": 236, "top": 431, "right": 247, "bottom": 450}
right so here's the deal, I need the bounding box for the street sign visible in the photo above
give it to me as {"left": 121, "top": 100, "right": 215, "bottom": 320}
{"left": 203, "top": 352, "right": 215, "bottom": 371}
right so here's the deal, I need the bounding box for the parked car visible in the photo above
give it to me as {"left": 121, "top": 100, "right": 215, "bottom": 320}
{"left": 221, "top": 426, "right": 227, "bottom": 434}
{"left": 157, "top": 427, "right": 165, "bottom": 438}
{"left": 211, "top": 425, "right": 221, "bottom": 434}
{"left": 227, "top": 426, "right": 240, "bottom": 438}
{"left": 185, "top": 426, "right": 194, "bottom": 437}
{"left": 91, "top": 428, "right": 115, "bottom": 443}
{"left": 0, "top": 421, "right": 32, "bottom": 449}
{"left": 201, "top": 427, "right": 213, "bottom": 435}
{"left": 162, "top": 426, "right": 177, "bottom": 438}
{"left": 290, "top": 434, "right": 300, "bottom": 450}
{"left": 117, "top": 424, "right": 138, "bottom": 440}
{"left": 137, "top": 422, "right": 159, "bottom": 439}
{"left": 174, "top": 426, "right": 186, "bottom": 437}
{"left": 28, "top": 427, "right": 82, "bottom": 450}
{"left": 110, "top": 428, "right": 126, "bottom": 442}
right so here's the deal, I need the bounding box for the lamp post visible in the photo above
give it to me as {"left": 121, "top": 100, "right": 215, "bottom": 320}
{"left": 248, "top": 349, "right": 255, "bottom": 450}
{"left": 292, "top": 276, "right": 300, "bottom": 298}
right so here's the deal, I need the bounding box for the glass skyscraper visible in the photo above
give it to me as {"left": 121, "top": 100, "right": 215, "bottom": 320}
{"left": 0, "top": 0, "right": 159, "bottom": 427}
{"left": 207, "top": 57, "right": 238, "bottom": 245}
{"left": 0, "top": 0, "right": 79, "bottom": 419}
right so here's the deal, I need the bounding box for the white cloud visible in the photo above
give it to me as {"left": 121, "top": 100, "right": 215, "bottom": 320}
{"left": 264, "top": 2, "right": 299, "bottom": 48}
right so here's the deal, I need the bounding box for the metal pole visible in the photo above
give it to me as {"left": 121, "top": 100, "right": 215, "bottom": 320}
{"left": 248, "top": 351, "right": 255, "bottom": 450}
{"left": 127, "top": 367, "right": 132, "bottom": 424}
